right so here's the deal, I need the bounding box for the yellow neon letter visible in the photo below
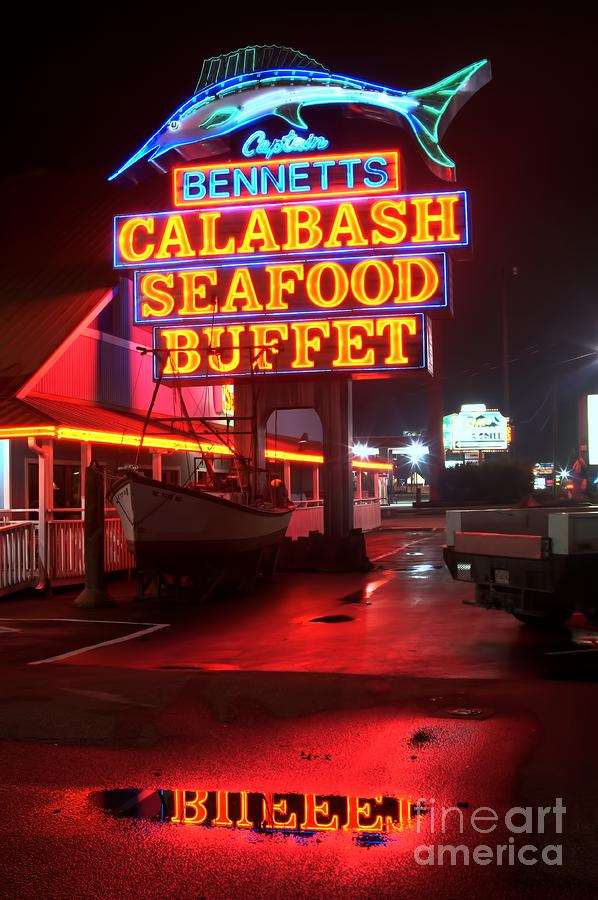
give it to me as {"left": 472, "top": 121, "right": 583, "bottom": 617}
{"left": 265, "top": 264, "right": 305, "bottom": 311}
{"left": 301, "top": 795, "right": 340, "bottom": 832}
{"left": 171, "top": 790, "right": 209, "bottom": 824}
{"left": 375, "top": 316, "right": 418, "bottom": 364}
{"left": 212, "top": 791, "right": 233, "bottom": 827}
{"left": 155, "top": 214, "right": 195, "bottom": 260}
{"left": 281, "top": 205, "right": 323, "bottom": 250}
{"left": 350, "top": 260, "right": 393, "bottom": 307}
{"left": 332, "top": 319, "right": 375, "bottom": 367}
{"left": 249, "top": 323, "right": 289, "bottom": 370}
{"left": 118, "top": 216, "right": 155, "bottom": 263}
{"left": 139, "top": 272, "right": 175, "bottom": 318}
{"left": 237, "top": 208, "right": 280, "bottom": 254}
{"left": 206, "top": 325, "right": 244, "bottom": 373}
{"left": 290, "top": 321, "right": 330, "bottom": 369}
{"left": 199, "top": 211, "right": 235, "bottom": 256}
{"left": 325, "top": 202, "right": 368, "bottom": 248}
{"left": 411, "top": 195, "right": 461, "bottom": 242}
{"left": 344, "top": 795, "right": 385, "bottom": 833}
{"left": 178, "top": 270, "right": 218, "bottom": 316}
{"left": 161, "top": 328, "right": 201, "bottom": 375}
{"left": 370, "top": 200, "right": 407, "bottom": 245}
{"left": 306, "top": 262, "right": 349, "bottom": 309}
{"left": 220, "top": 267, "right": 263, "bottom": 313}
{"left": 393, "top": 257, "right": 439, "bottom": 304}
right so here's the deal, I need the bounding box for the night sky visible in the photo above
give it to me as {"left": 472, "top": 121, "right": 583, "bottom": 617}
{"left": 5, "top": 11, "right": 596, "bottom": 466}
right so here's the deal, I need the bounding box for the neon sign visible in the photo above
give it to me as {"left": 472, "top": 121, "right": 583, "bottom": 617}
{"left": 108, "top": 44, "right": 490, "bottom": 182}
{"left": 114, "top": 191, "right": 468, "bottom": 269}
{"left": 134, "top": 252, "right": 449, "bottom": 325}
{"left": 154, "top": 314, "right": 427, "bottom": 380}
{"left": 173, "top": 149, "right": 399, "bottom": 207}
{"left": 241, "top": 128, "right": 330, "bottom": 159}
{"left": 168, "top": 788, "right": 414, "bottom": 834}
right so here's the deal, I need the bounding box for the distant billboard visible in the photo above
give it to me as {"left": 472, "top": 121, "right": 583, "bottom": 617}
{"left": 443, "top": 404, "right": 509, "bottom": 451}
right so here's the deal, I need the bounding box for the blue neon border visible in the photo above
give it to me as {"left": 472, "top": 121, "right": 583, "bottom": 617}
{"left": 151, "top": 312, "right": 427, "bottom": 381}
{"left": 114, "top": 190, "right": 469, "bottom": 270}
{"left": 133, "top": 251, "right": 449, "bottom": 326}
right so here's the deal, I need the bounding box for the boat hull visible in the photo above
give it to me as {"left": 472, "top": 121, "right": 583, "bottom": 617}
{"left": 110, "top": 474, "right": 292, "bottom": 574}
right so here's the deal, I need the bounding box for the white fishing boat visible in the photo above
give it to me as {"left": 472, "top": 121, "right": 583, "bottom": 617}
{"left": 110, "top": 470, "right": 292, "bottom": 577}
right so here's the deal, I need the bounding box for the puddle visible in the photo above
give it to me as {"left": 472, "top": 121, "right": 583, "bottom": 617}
{"left": 310, "top": 615, "right": 354, "bottom": 623}
{"left": 94, "top": 788, "right": 417, "bottom": 842}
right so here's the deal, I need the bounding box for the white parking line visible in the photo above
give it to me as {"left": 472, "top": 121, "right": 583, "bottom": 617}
{"left": 0, "top": 618, "right": 170, "bottom": 665}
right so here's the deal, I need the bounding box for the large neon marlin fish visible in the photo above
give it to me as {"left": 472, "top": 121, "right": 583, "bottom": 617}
{"left": 109, "top": 45, "right": 491, "bottom": 182}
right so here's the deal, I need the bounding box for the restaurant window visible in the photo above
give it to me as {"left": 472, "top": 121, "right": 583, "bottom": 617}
{"left": 27, "top": 461, "right": 81, "bottom": 516}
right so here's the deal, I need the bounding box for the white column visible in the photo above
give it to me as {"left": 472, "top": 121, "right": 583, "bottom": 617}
{"left": 283, "top": 460, "right": 291, "bottom": 496}
{"left": 28, "top": 437, "right": 53, "bottom": 587}
{"left": 152, "top": 451, "right": 163, "bottom": 481}
{"left": 312, "top": 466, "right": 320, "bottom": 501}
{"left": 373, "top": 472, "right": 380, "bottom": 499}
{"left": 80, "top": 442, "right": 92, "bottom": 517}
{"left": 0, "top": 439, "right": 11, "bottom": 512}
{"left": 356, "top": 470, "right": 363, "bottom": 500}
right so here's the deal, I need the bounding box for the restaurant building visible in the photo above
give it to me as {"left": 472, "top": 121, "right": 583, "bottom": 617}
{"left": 0, "top": 168, "right": 387, "bottom": 593}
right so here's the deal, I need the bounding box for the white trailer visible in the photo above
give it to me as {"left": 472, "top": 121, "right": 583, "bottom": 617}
{"left": 443, "top": 507, "right": 598, "bottom": 625}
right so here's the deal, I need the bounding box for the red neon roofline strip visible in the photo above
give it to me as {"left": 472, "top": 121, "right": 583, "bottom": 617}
{"left": 0, "top": 428, "right": 390, "bottom": 468}
{"left": 0, "top": 425, "right": 232, "bottom": 455}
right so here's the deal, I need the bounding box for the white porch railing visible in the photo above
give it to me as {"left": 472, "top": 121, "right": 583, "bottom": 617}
{"left": 47, "top": 518, "right": 134, "bottom": 585}
{"left": 353, "top": 498, "right": 382, "bottom": 531}
{"left": 287, "top": 498, "right": 381, "bottom": 539}
{"left": 287, "top": 501, "right": 324, "bottom": 539}
{"left": 0, "top": 511, "right": 133, "bottom": 593}
{"left": 0, "top": 522, "right": 38, "bottom": 596}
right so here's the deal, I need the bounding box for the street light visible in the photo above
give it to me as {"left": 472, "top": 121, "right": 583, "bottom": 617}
{"left": 402, "top": 441, "right": 429, "bottom": 468}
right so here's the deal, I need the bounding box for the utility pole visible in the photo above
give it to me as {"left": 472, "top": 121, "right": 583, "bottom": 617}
{"left": 502, "top": 266, "right": 518, "bottom": 449}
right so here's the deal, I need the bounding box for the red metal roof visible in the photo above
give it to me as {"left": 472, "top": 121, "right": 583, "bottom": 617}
{"left": 0, "top": 167, "right": 166, "bottom": 399}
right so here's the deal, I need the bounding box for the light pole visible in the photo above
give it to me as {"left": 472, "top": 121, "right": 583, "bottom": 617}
{"left": 502, "top": 265, "right": 519, "bottom": 420}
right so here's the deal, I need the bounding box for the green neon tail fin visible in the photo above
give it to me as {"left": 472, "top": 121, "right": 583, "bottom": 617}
{"left": 406, "top": 59, "right": 492, "bottom": 181}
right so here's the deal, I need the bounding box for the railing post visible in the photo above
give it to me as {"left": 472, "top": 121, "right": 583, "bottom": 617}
{"left": 312, "top": 466, "right": 320, "bottom": 502}
{"left": 27, "top": 437, "right": 53, "bottom": 589}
